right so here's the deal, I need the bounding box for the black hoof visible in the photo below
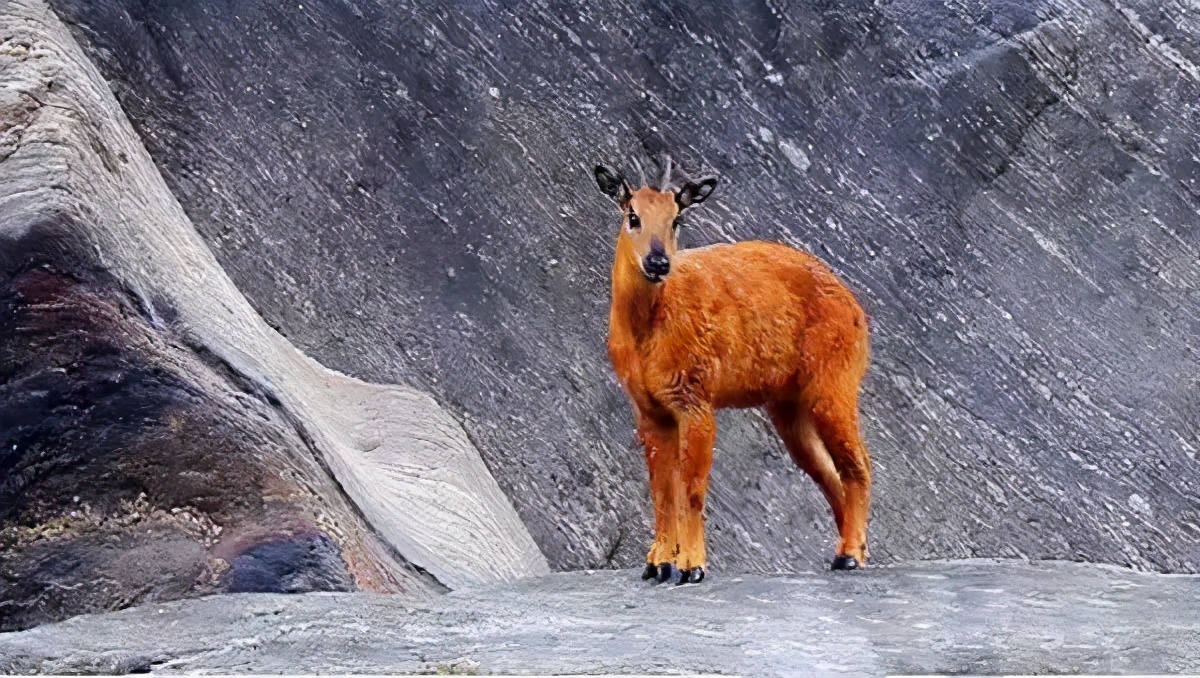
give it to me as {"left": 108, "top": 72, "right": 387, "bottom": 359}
{"left": 641, "top": 564, "right": 658, "bottom": 581}
{"left": 656, "top": 562, "right": 680, "bottom": 584}
{"left": 831, "top": 554, "right": 860, "bottom": 571}
{"left": 676, "top": 567, "right": 705, "bottom": 585}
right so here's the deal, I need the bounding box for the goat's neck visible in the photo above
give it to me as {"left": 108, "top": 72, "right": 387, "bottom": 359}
{"left": 610, "top": 235, "right": 663, "bottom": 346}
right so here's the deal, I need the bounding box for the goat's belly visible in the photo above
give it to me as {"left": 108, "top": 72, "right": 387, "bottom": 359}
{"left": 709, "top": 365, "right": 803, "bottom": 410}
{"left": 711, "top": 389, "right": 769, "bottom": 410}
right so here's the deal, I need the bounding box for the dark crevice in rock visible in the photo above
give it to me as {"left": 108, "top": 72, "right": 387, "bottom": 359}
{"left": 0, "top": 248, "right": 427, "bottom": 630}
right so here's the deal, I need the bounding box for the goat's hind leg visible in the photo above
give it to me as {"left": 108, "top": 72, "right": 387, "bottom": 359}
{"left": 805, "top": 387, "right": 872, "bottom": 570}
{"left": 767, "top": 400, "right": 847, "bottom": 549}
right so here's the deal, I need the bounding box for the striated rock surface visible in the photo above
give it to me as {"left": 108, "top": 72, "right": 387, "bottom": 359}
{"left": 41, "top": 0, "right": 1200, "bottom": 573}
{"left": 0, "top": 0, "right": 546, "bottom": 631}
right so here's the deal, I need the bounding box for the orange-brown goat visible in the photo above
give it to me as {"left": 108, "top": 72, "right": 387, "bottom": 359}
{"left": 595, "top": 161, "right": 872, "bottom": 584}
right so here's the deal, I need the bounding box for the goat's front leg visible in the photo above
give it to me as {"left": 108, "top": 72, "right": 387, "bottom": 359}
{"left": 639, "top": 418, "right": 682, "bottom": 580}
{"left": 674, "top": 407, "right": 715, "bottom": 582}
{"left": 641, "top": 408, "right": 716, "bottom": 584}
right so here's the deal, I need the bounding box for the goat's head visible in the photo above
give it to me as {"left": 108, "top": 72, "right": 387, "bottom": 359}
{"left": 594, "top": 159, "right": 718, "bottom": 284}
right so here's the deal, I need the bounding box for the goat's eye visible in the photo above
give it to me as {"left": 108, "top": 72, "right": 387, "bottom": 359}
{"left": 628, "top": 213, "right": 641, "bottom": 229}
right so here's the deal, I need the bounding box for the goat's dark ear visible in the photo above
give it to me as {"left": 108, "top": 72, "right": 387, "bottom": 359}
{"left": 594, "top": 165, "right": 631, "bottom": 203}
{"left": 676, "top": 176, "right": 719, "bottom": 210}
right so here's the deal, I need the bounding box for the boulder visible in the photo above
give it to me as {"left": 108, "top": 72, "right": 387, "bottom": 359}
{"left": 0, "top": 0, "right": 546, "bottom": 631}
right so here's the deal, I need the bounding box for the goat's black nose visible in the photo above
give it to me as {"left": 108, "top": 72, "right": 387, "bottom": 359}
{"left": 643, "top": 252, "right": 670, "bottom": 279}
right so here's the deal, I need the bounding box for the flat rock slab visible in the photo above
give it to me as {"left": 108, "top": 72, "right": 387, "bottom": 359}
{"left": 3, "top": 559, "right": 1199, "bottom": 675}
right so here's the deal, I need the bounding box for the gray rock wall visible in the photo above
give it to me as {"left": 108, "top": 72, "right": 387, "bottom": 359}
{"left": 43, "top": 0, "right": 1200, "bottom": 573}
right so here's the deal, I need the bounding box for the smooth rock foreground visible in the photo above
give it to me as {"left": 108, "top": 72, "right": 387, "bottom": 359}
{"left": 3, "top": 559, "right": 1200, "bottom": 676}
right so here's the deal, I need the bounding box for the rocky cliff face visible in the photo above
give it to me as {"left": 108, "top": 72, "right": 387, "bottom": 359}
{"left": 45, "top": 0, "right": 1200, "bottom": 573}
{"left": 5, "top": 0, "right": 1200, "bottom": 633}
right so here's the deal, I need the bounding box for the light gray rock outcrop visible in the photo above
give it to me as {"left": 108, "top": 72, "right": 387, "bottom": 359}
{"left": 1, "top": 0, "right": 546, "bottom": 630}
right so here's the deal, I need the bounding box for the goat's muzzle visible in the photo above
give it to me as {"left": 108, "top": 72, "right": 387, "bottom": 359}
{"left": 643, "top": 237, "right": 670, "bottom": 283}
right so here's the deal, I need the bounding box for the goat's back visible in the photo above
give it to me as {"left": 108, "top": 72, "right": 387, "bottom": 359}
{"left": 663, "top": 240, "right": 867, "bottom": 407}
